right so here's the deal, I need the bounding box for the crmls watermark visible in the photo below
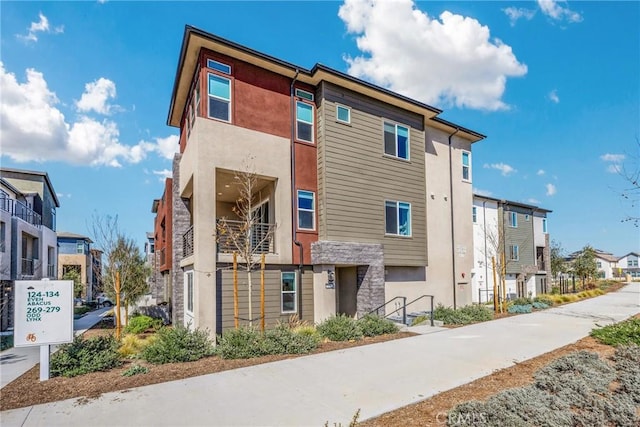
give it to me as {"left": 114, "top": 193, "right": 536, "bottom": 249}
{"left": 436, "top": 411, "right": 488, "bottom": 425}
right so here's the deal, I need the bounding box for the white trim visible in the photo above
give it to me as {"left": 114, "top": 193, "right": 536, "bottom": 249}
{"left": 207, "top": 72, "right": 232, "bottom": 123}
{"left": 384, "top": 200, "right": 412, "bottom": 237}
{"left": 295, "top": 100, "right": 314, "bottom": 143}
{"left": 281, "top": 271, "right": 297, "bottom": 314}
{"left": 297, "top": 190, "right": 315, "bottom": 231}
{"left": 383, "top": 121, "right": 411, "bottom": 161}
{"left": 295, "top": 88, "right": 314, "bottom": 101}
{"left": 336, "top": 104, "right": 351, "bottom": 124}
{"left": 207, "top": 59, "right": 231, "bottom": 75}
{"left": 461, "top": 150, "right": 472, "bottom": 183}
{"left": 184, "top": 271, "right": 194, "bottom": 315}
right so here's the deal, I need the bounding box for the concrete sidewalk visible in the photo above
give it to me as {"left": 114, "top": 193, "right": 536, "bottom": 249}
{"left": 0, "top": 306, "right": 112, "bottom": 388}
{"left": 2, "top": 283, "right": 639, "bottom": 427}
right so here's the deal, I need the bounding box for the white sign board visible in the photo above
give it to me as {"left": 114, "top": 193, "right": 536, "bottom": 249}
{"left": 14, "top": 280, "right": 74, "bottom": 347}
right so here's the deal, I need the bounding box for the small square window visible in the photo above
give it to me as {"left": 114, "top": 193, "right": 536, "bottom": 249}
{"left": 336, "top": 105, "right": 351, "bottom": 124}
{"left": 207, "top": 59, "right": 231, "bottom": 75}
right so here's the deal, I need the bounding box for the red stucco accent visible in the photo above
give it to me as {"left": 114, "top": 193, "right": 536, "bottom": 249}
{"left": 293, "top": 142, "right": 318, "bottom": 265}
{"left": 153, "top": 178, "right": 173, "bottom": 272}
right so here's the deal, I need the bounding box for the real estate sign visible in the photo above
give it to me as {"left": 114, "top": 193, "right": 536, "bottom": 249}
{"left": 14, "top": 280, "right": 74, "bottom": 347}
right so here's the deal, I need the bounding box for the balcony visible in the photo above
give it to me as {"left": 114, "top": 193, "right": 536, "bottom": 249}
{"left": 22, "top": 258, "right": 35, "bottom": 276}
{"left": 217, "top": 220, "right": 275, "bottom": 254}
{"left": 0, "top": 195, "right": 42, "bottom": 227}
{"left": 183, "top": 226, "right": 194, "bottom": 258}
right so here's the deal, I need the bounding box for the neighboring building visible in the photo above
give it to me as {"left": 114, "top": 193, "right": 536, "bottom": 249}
{"left": 57, "top": 232, "right": 98, "bottom": 300}
{"left": 472, "top": 195, "right": 552, "bottom": 302}
{"left": 0, "top": 168, "right": 60, "bottom": 332}
{"left": 160, "top": 26, "right": 484, "bottom": 334}
{"left": 151, "top": 178, "right": 173, "bottom": 305}
{"left": 617, "top": 252, "right": 640, "bottom": 279}
{"left": 594, "top": 249, "right": 619, "bottom": 279}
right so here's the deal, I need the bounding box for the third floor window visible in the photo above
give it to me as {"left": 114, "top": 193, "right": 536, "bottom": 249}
{"left": 208, "top": 73, "right": 231, "bottom": 122}
{"left": 384, "top": 122, "right": 409, "bottom": 160}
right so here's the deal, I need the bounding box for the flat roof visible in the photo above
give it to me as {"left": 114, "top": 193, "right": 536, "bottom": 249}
{"left": 0, "top": 167, "right": 60, "bottom": 207}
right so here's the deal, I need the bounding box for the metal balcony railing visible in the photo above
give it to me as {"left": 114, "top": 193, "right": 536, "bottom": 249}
{"left": 216, "top": 220, "right": 275, "bottom": 254}
{"left": 22, "top": 258, "right": 35, "bottom": 276}
{"left": 0, "top": 195, "right": 42, "bottom": 227}
{"left": 183, "top": 226, "right": 194, "bottom": 258}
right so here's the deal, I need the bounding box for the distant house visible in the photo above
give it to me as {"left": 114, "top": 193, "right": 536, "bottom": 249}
{"left": 0, "top": 168, "right": 60, "bottom": 332}
{"left": 566, "top": 248, "right": 621, "bottom": 280}
{"left": 472, "top": 195, "right": 552, "bottom": 302}
{"left": 57, "top": 232, "right": 101, "bottom": 300}
{"left": 617, "top": 252, "right": 640, "bottom": 279}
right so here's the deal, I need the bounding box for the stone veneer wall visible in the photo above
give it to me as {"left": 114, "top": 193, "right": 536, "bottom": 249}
{"left": 171, "top": 153, "right": 190, "bottom": 325}
{"left": 311, "top": 241, "right": 384, "bottom": 316}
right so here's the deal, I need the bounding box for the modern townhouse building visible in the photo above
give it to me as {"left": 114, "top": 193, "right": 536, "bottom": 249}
{"left": 161, "top": 26, "right": 484, "bottom": 334}
{"left": 593, "top": 250, "right": 619, "bottom": 279}
{"left": 151, "top": 178, "right": 173, "bottom": 308}
{"left": 472, "top": 195, "right": 551, "bottom": 302}
{"left": 57, "top": 232, "right": 99, "bottom": 300}
{"left": 0, "top": 168, "right": 60, "bottom": 332}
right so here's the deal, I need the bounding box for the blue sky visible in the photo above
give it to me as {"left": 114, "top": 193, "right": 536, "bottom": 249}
{"left": 1, "top": 1, "right": 638, "bottom": 256}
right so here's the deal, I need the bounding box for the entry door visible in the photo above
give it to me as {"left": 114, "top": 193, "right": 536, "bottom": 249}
{"left": 337, "top": 267, "right": 357, "bottom": 316}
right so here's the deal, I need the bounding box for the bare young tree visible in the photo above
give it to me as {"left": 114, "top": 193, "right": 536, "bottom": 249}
{"left": 216, "top": 164, "right": 275, "bottom": 327}
{"left": 618, "top": 138, "right": 639, "bottom": 227}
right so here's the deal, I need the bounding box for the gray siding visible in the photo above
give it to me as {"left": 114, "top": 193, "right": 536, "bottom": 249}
{"left": 317, "top": 82, "right": 427, "bottom": 266}
{"left": 503, "top": 208, "right": 535, "bottom": 274}
{"left": 220, "top": 268, "right": 313, "bottom": 331}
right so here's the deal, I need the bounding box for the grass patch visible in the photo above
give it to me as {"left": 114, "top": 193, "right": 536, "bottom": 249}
{"left": 590, "top": 317, "right": 640, "bottom": 347}
{"left": 118, "top": 333, "right": 158, "bottom": 358}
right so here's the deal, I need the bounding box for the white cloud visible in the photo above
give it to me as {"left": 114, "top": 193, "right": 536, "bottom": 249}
{"left": 537, "top": 169, "right": 545, "bottom": 175}
{"left": 546, "top": 183, "right": 557, "bottom": 196}
{"left": 537, "top": 0, "right": 583, "bottom": 23}
{"left": 76, "top": 78, "right": 118, "bottom": 115}
{"left": 16, "top": 12, "right": 63, "bottom": 43}
{"left": 548, "top": 89, "right": 560, "bottom": 103}
{"left": 527, "top": 198, "right": 541, "bottom": 204}
{"left": 152, "top": 135, "right": 180, "bottom": 160}
{"left": 483, "top": 162, "right": 517, "bottom": 176}
{"left": 152, "top": 169, "right": 173, "bottom": 181}
{"left": 600, "top": 153, "right": 625, "bottom": 163}
{"left": 0, "top": 63, "right": 173, "bottom": 167}
{"left": 338, "top": 0, "right": 527, "bottom": 111}
{"left": 473, "top": 188, "right": 493, "bottom": 197}
{"left": 503, "top": 7, "right": 536, "bottom": 26}
{"left": 600, "top": 153, "right": 625, "bottom": 174}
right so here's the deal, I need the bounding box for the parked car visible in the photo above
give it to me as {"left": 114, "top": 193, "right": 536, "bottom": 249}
{"left": 96, "top": 293, "right": 114, "bottom": 307}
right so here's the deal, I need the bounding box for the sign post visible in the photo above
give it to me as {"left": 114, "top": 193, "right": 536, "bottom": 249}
{"left": 14, "top": 280, "right": 74, "bottom": 381}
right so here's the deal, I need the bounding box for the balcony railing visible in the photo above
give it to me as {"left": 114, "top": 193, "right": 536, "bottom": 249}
{"left": 47, "top": 264, "right": 56, "bottom": 278}
{"left": 183, "top": 226, "right": 194, "bottom": 258}
{"left": 22, "top": 258, "right": 35, "bottom": 276}
{"left": 0, "top": 195, "right": 42, "bottom": 227}
{"left": 217, "top": 220, "right": 275, "bottom": 254}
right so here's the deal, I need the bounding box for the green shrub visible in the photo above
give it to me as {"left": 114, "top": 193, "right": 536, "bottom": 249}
{"left": 317, "top": 314, "right": 363, "bottom": 341}
{"left": 590, "top": 317, "right": 640, "bottom": 346}
{"left": 0, "top": 335, "right": 13, "bottom": 351}
{"left": 410, "top": 314, "right": 429, "bottom": 326}
{"left": 216, "top": 326, "right": 263, "bottom": 359}
{"left": 510, "top": 297, "right": 532, "bottom": 306}
{"left": 260, "top": 324, "right": 319, "bottom": 355}
{"left": 433, "top": 304, "right": 493, "bottom": 325}
{"left": 533, "top": 295, "right": 554, "bottom": 306}
{"left": 358, "top": 314, "right": 399, "bottom": 337}
{"left": 51, "top": 335, "right": 122, "bottom": 377}
{"left": 141, "top": 326, "right": 215, "bottom": 364}
{"left": 508, "top": 304, "right": 532, "bottom": 314}
{"left": 531, "top": 302, "right": 549, "bottom": 310}
{"left": 613, "top": 345, "right": 640, "bottom": 403}
{"left": 124, "top": 315, "right": 162, "bottom": 334}
{"left": 216, "top": 325, "right": 320, "bottom": 359}
{"left": 122, "top": 364, "right": 149, "bottom": 377}
{"left": 74, "top": 306, "right": 92, "bottom": 316}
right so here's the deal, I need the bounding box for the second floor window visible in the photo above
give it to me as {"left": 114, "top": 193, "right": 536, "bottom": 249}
{"left": 385, "top": 200, "right": 411, "bottom": 237}
{"left": 384, "top": 122, "right": 409, "bottom": 160}
{"left": 208, "top": 73, "right": 231, "bottom": 122}
{"left": 509, "top": 212, "right": 518, "bottom": 228}
{"left": 297, "top": 190, "right": 315, "bottom": 230}
{"left": 296, "top": 101, "right": 314, "bottom": 143}
{"left": 542, "top": 218, "right": 548, "bottom": 233}
{"left": 509, "top": 244, "right": 519, "bottom": 261}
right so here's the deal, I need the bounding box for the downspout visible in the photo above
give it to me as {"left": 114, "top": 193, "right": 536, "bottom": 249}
{"left": 482, "top": 200, "right": 489, "bottom": 303}
{"left": 290, "top": 69, "right": 304, "bottom": 318}
{"left": 448, "top": 128, "right": 460, "bottom": 309}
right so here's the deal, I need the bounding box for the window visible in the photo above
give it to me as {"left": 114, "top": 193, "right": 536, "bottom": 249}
{"left": 384, "top": 122, "right": 409, "bottom": 160}
{"left": 385, "top": 201, "right": 411, "bottom": 236}
{"left": 597, "top": 261, "right": 602, "bottom": 268}
{"left": 296, "top": 101, "right": 314, "bottom": 142}
{"left": 295, "top": 89, "right": 314, "bottom": 101}
{"left": 281, "top": 272, "right": 296, "bottom": 313}
{"left": 525, "top": 214, "right": 530, "bottom": 221}
{"left": 76, "top": 242, "right": 84, "bottom": 254}
{"left": 542, "top": 218, "right": 548, "bottom": 233}
{"left": 0, "top": 221, "right": 5, "bottom": 252}
{"left": 336, "top": 105, "right": 351, "bottom": 124}
{"left": 208, "top": 73, "right": 231, "bottom": 122}
{"left": 508, "top": 212, "right": 518, "bottom": 228}
{"left": 462, "top": 151, "right": 471, "bottom": 181}
{"left": 472, "top": 207, "right": 477, "bottom": 223}
{"left": 185, "top": 271, "right": 194, "bottom": 313}
{"left": 297, "top": 190, "right": 315, "bottom": 230}
{"left": 509, "top": 245, "right": 519, "bottom": 261}
{"left": 207, "top": 59, "right": 231, "bottom": 75}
